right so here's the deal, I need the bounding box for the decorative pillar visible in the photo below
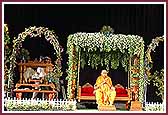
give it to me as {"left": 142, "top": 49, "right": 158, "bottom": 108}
{"left": 70, "top": 46, "right": 77, "bottom": 99}
{"left": 77, "top": 50, "right": 81, "bottom": 99}
{"left": 71, "top": 79, "right": 76, "bottom": 99}
{"left": 130, "top": 56, "right": 142, "bottom": 111}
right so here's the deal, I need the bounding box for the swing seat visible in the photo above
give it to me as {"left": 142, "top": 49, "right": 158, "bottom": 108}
{"left": 77, "top": 83, "right": 132, "bottom": 109}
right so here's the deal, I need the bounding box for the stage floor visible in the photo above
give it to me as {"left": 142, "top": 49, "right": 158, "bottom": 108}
{"left": 77, "top": 101, "right": 128, "bottom": 111}
{"left": 71, "top": 109, "right": 129, "bottom": 113}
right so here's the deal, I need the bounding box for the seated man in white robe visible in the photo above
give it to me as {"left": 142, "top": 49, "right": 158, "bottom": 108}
{"left": 32, "top": 67, "right": 46, "bottom": 99}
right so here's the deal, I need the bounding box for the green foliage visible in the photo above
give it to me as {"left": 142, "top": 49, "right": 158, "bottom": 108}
{"left": 4, "top": 24, "right": 12, "bottom": 64}
{"left": 4, "top": 24, "right": 11, "bottom": 45}
{"left": 45, "top": 59, "right": 63, "bottom": 91}
{"left": 5, "top": 99, "right": 76, "bottom": 111}
{"left": 16, "top": 48, "right": 30, "bottom": 60}
{"left": 80, "top": 51, "right": 128, "bottom": 71}
{"left": 66, "top": 44, "right": 78, "bottom": 99}
{"left": 145, "top": 36, "right": 164, "bottom": 64}
{"left": 100, "top": 25, "right": 114, "bottom": 35}
{"left": 4, "top": 24, "right": 13, "bottom": 95}
{"left": 148, "top": 69, "right": 164, "bottom": 100}
{"left": 138, "top": 44, "right": 145, "bottom": 103}
{"left": 144, "top": 36, "right": 164, "bottom": 77}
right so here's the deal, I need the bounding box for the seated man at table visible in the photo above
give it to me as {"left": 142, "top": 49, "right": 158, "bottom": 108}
{"left": 94, "top": 70, "right": 116, "bottom": 106}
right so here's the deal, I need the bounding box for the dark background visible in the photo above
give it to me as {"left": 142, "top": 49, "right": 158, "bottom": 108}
{"left": 4, "top": 4, "right": 164, "bottom": 102}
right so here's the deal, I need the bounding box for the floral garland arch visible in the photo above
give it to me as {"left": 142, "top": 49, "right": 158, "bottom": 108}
{"left": 145, "top": 36, "right": 164, "bottom": 72}
{"left": 66, "top": 32, "right": 145, "bottom": 103}
{"left": 7, "top": 26, "right": 63, "bottom": 97}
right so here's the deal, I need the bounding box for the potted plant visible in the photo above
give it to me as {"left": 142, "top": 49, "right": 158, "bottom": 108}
{"left": 16, "top": 48, "right": 30, "bottom": 62}
{"left": 44, "top": 71, "right": 60, "bottom": 92}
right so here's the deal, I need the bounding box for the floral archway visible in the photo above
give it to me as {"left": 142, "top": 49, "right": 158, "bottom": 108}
{"left": 66, "top": 32, "right": 145, "bottom": 103}
{"left": 7, "top": 26, "right": 63, "bottom": 97}
{"left": 144, "top": 36, "right": 164, "bottom": 101}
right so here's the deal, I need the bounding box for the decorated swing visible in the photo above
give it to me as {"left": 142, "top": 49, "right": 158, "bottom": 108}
{"left": 6, "top": 26, "right": 63, "bottom": 99}
{"left": 66, "top": 28, "right": 145, "bottom": 109}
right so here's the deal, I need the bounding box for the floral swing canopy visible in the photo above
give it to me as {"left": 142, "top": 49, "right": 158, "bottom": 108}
{"left": 66, "top": 32, "right": 145, "bottom": 103}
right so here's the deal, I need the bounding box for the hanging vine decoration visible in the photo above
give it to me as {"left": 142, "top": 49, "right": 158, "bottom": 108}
{"left": 4, "top": 24, "right": 12, "bottom": 94}
{"left": 137, "top": 43, "right": 145, "bottom": 103}
{"left": 144, "top": 36, "right": 164, "bottom": 101}
{"left": 7, "top": 26, "right": 63, "bottom": 97}
{"left": 4, "top": 24, "right": 11, "bottom": 69}
{"left": 66, "top": 32, "right": 145, "bottom": 100}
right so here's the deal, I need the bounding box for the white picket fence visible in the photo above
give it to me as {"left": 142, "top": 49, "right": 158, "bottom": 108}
{"left": 4, "top": 97, "right": 77, "bottom": 111}
{"left": 145, "top": 102, "right": 164, "bottom": 111}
